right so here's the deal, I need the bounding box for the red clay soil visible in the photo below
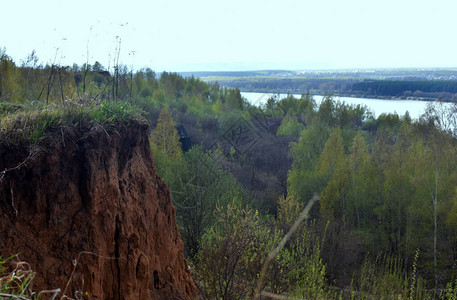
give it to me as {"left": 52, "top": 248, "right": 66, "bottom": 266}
{"left": 0, "top": 122, "right": 197, "bottom": 299}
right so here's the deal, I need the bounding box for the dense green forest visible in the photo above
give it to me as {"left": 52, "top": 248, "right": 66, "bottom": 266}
{"left": 352, "top": 80, "right": 457, "bottom": 99}
{"left": 2, "top": 48, "right": 457, "bottom": 299}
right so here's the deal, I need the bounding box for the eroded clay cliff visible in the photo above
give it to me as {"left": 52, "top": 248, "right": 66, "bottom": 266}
{"left": 0, "top": 121, "right": 196, "bottom": 299}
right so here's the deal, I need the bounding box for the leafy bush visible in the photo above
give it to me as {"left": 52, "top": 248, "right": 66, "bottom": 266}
{"left": 193, "top": 204, "right": 279, "bottom": 299}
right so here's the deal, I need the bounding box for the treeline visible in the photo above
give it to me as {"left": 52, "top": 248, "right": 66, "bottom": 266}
{"left": 206, "top": 77, "right": 358, "bottom": 95}
{"left": 353, "top": 80, "right": 457, "bottom": 100}
{"left": 200, "top": 76, "right": 457, "bottom": 101}
{"left": 2, "top": 48, "right": 457, "bottom": 298}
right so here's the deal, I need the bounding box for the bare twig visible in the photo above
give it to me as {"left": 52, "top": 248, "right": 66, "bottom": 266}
{"left": 253, "top": 194, "right": 319, "bottom": 300}
{"left": 0, "top": 147, "right": 40, "bottom": 184}
{"left": 0, "top": 293, "right": 30, "bottom": 300}
{"left": 37, "top": 288, "right": 62, "bottom": 300}
{"left": 10, "top": 185, "right": 17, "bottom": 216}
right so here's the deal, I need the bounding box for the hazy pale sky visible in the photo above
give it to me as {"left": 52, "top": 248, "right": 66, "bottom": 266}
{"left": 1, "top": 0, "right": 456, "bottom": 71}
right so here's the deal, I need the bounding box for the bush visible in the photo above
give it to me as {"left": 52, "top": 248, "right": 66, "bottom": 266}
{"left": 193, "top": 204, "right": 278, "bottom": 299}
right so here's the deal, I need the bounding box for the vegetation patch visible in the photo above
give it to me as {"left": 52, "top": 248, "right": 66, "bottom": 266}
{"left": 0, "top": 99, "right": 148, "bottom": 146}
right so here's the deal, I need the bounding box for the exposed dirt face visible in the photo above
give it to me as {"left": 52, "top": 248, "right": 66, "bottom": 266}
{"left": 0, "top": 122, "right": 196, "bottom": 299}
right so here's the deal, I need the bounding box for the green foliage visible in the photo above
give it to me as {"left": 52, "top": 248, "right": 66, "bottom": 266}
{"left": 0, "top": 102, "right": 23, "bottom": 117}
{"left": 353, "top": 79, "right": 457, "bottom": 98}
{"left": 194, "top": 203, "right": 331, "bottom": 300}
{"left": 276, "top": 93, "right": 316, "bottom": 120}
{"left": 276, "top": 114, "right": 305, "bottom": 137}
{"left": 446, "top": 188, "right": 457, "bottom": 243}
{"left": 194, "top": 204, "right": 276, "bottom": 299}
{"left": 0, "top": 51, "right": 22, "bottom": 103}
{"left": 273, "top": 225, "right": 330, "bottom": 299}
{"left": 441, "top": 279, "right": 457, "bottom": 300}
{"left": 316, "top": 128, "right": 345, "bottom": 176}
{"left": 224, "top": 88, "right": 244, "bottom": 111}
{"left": 351, "top": 254, "right": 409, "bottom": 299}
{"left": 149, "top": 106, "right": 182, "bottom": 174}
{"left": 350, "top": 253, "right": 433, "bottom": 299}
{"left": 287, "top": 124, "right": 330, "bottom": 202}
{"left": 277, "top": 193, "right": 302, "bottom": 225}
{"left": 287, "top": 100, "right": 457, "bottom": 289}
{"left": 161, "top": 146, "right": 252, "bottom": 258}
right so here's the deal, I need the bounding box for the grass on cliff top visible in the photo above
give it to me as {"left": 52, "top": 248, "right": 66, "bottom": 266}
{"left": 0, "top": 99, "right": 148, "bottom": 145}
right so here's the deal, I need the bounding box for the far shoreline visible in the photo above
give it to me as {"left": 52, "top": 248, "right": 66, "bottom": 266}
{"left": 238, "top": 89, "right": 454, "bottom": 103}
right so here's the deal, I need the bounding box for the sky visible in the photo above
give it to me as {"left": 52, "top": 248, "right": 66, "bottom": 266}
{"left": 1, "top": 0, "right": 457, "bottom": 72}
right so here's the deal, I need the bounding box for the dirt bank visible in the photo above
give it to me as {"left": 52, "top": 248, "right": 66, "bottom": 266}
{"left": 0, "top": 120, "right": 196, "bottom": 299}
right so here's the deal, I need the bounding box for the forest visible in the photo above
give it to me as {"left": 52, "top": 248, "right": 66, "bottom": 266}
{"left": 352, "top": 80, "right": 457, "bottom": 99}
{"left": 1, "top": 48, "right": 457, "bottom": 299}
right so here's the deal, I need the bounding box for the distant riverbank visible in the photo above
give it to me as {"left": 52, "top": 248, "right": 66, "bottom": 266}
{"left": 197, "top": 72, "right": 457, "bottom": 103}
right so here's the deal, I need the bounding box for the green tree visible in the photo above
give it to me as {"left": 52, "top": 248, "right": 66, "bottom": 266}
{"left": 276, "top": 114, "right": 305, "bottom": 137}
{"left": 150, "top": 107, "right": 182, "bottom": 174}
{"left": 407, "top": 122, "right": 457, "bottom": 288}
{"left": 152, "top": 106, "right": 182, "bottom": 157}
{"left": 346, "top": 133, "right": 378, "bottom": 229}
{"left": 287, "top": 124, "right": 330, "bottom": 202}
{"left": 162, "top": 146, "right": 251, "bottom": 258}
{"left": 316, "top": 127, "right": 345, "bottom": 177}
{"left": 319, "top": 156, "right": 350, "bottom": 223}
{"left": 225, "top": 88, "right": 243, "bottom": 111}
{"left": 0, "top": 50, "right": 22, "bottom": 103}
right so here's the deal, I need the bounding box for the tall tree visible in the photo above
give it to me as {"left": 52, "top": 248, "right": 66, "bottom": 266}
{"left": 347, "top": 132, "right": 375, "bottom": 229}
{"left": 317, "top": 128, "right": 347, "bottom": 221}
{"left": 150, "top": 107, "right": 182, "bottom": 174}
{"left": 409, "top": 119, "right": 457, "bottom": 289}
{"left": 287, "top": 124, "right": 330, "bottom": 202}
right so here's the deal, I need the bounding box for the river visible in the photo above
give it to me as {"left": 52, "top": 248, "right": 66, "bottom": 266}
{"left": 241, "top": 92, "right": 432, "bottom": 120}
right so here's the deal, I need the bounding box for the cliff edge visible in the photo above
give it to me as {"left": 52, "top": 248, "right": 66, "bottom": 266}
{"left": 0, "top": 107, "right": 196, "bottom": 299}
